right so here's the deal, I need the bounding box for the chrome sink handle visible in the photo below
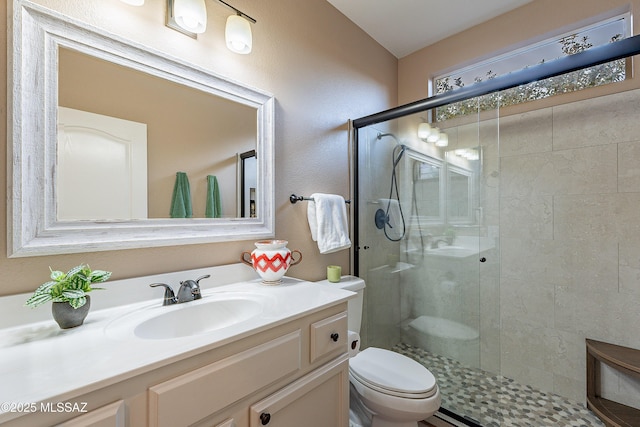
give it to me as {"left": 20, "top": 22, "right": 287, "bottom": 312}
{"left": 149, "top": 283, "right": 177, "bottom": 306}
{"left": 177, "top": 274, "right": 210, "bottom": 303}
{"left": 195, "top": 274, "right": 211, "bottom": 285}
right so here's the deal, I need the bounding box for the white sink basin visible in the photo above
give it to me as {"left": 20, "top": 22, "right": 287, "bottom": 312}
{"left": 105, "top": 292, "right": 268, "bottom": 340}
{"left": 427, "top": 245, "right": 477, "bottom": 258}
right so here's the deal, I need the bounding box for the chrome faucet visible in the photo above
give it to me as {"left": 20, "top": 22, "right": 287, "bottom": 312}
{"left": 430, "top": 238, "right": 448, "bottom": 249}
{"left": 426, "top": 233, "right": 448, "bottom": 249}
{"left": 150, "top": 274, "right": 211, "bottom": 306}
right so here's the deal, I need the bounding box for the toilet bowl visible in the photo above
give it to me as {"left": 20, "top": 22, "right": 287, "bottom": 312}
{"left": 349, "top": 347, "right": 441, "bottom": 427}
{"left": 407, "top": 315, "right": 479, "bottom": 368}
{"left": 316, "top": 276, "right": 441, "bottom": 427}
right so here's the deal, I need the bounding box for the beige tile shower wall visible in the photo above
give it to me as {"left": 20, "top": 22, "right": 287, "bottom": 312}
{"left": 499, "top": 88, "right": 640, "bottom": 406}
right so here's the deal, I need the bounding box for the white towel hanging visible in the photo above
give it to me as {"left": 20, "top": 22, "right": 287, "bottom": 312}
{"left": 307, "top": 193, "right": 351, "bottom": 254}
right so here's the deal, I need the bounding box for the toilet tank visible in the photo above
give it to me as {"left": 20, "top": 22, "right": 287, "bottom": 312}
{"left": 315, "top": 275, "right": 365, "bottom": 334}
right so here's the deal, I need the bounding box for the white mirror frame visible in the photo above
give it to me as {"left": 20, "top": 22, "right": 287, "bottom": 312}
{"left": 7, "top": 0, "right": 275, "bottom": 257}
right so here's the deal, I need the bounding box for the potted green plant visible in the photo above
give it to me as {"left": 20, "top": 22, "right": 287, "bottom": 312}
{"left": 25, "top": 264, "right": 112, "bottom": 329}
{"left": 444, "top": 227, "right": 457, "bottom": 246}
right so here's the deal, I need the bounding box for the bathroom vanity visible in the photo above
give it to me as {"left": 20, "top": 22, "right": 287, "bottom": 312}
{"left": 0, "top": 265, "right": 352, "bottom": 427}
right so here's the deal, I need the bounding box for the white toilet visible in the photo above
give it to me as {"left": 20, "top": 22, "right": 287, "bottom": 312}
{"left": 318, "top": 276, "right": 441, "bottom": 427}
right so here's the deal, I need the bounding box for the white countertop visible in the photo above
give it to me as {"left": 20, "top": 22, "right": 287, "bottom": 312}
{"left": 0, "top": 266, "right": 354, "bottom": 424}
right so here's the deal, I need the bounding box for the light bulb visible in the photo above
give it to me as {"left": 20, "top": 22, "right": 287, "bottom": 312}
{"left": 417, "top": 122, "right": 432, "bottom": 140}
{"left": 435, "top": 133, "right": 448, "bottom": 147}
{"left": 426, "top": 127, "right": 440, "bottom": 143}
{"left": 226, "top": 14, "right": 252, "bottom": 54}
{"left": 173, "top": 0, "right": 207, "bottom": 34}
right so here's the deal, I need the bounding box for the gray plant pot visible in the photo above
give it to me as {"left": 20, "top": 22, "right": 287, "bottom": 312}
{"left": 51, "top": 296, "right": 91, "bottom": 329}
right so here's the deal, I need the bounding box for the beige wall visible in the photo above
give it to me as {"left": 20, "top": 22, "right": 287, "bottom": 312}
{"left": 1, "top": 0, "right": 397, "bottom": 296}
{"left": 399, "top": 0, "right": 640, "bottom": 110}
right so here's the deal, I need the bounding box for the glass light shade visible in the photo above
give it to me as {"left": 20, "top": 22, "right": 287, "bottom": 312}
{"left": 417, "top": 122, "right": 432, "bottom": 139}
{"left": 226, "top": 14, "right": 252, "bottom": 54}
{"left": 435, "top": 133, "right": 448, "bottom": 147}
{"left": 121, "top": 0, "right": 145, "bottom": 4}
{"left": 426, "top": 127, "right": 440, "bottom": 143}
{"left": 174, "top": 0, "right": 207, "bottom": 34}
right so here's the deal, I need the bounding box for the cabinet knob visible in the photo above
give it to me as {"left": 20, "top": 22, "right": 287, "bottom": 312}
{"left": 260, "top": 412, "right": 271, "bottom": 425}
{"left": 330, "top": 332, "right": 339, "bottom": 342}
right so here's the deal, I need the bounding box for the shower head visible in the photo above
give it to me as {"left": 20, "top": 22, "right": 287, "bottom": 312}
{"left": 376, "top": 132, "right": 399, "bottom": 142}
{"left": 375, "top": 132, "right": 406, "bottom": 165}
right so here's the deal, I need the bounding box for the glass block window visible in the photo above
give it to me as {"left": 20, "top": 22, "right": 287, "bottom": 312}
{"left": 433, "top": 14, "right": 630, "bottom": 121}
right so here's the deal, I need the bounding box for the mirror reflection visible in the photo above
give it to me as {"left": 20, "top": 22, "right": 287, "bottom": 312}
{"left": 445, "top": 148, "right": 479, "bottom": 224}
{"left": 9, "top": 1, "right": 275, "bottom": 257}
{"left": 57, "top": 47, "right": 257, "bottom": 220}
{"left": 405, "top": 147, "right": 479, "bottom": 225}
{"left": 411, "top": 154, "right": 443, "bottom": 221}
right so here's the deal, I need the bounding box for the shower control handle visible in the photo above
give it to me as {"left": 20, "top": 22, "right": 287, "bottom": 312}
{"left": 330, "top": 332, "right": 339, "bottom": 342}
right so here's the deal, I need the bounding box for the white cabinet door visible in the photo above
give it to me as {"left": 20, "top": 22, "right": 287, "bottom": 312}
{"left": 249, "top": 355, "right": 349, "bottom": 427}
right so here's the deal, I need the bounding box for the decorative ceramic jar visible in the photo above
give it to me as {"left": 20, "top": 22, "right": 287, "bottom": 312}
{"left": 241, "top": 240, "right": 302, "bottom": 284}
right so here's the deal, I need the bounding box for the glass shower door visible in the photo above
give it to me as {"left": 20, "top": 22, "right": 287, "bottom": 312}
{"left": 354, "top": 98, "right": 500, "bottom": 426}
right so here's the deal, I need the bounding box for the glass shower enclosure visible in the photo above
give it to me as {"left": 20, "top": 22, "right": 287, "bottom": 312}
{"left": 353, "top": 99, "right": 500, "bottom": 425}
{"left": 350, "top": 34, "right": 640, "bottom": 426}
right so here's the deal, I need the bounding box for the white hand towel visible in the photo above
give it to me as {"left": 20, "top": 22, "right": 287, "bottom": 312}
{"left": 307, "top": 193, "right": 352, "bottom": 254}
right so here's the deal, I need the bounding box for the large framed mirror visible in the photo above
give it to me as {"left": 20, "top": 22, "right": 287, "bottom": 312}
{"left": 7, "top": 1, "right": 275, "bottom": 257}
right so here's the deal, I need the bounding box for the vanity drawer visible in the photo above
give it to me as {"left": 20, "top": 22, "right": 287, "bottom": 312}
{"left": 310, "top": 311, "right": 348, "bottom": 363}
{"left": 57, "top": 400, "right": 125, "bottom": 427}
{"left": 148, "top": 330, "right": 301, "bottom": 427}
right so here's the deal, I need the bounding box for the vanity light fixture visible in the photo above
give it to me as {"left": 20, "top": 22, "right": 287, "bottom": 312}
{"left": 435, "top": 133, "right": 448, "bottom": 147}
{"left": 225, "top": 13, "right": 252, "bottom": 54}
{"left": 120, "top": 0, "right": 144, "bottom": 5}
{"left": 418, "top": 121, "right": 448, "bottom": 147}
{"left": 454, "top": 148, "right": 479, "bottom": 160}
{"left": 173, "top": 0, "right": 207, "bottom": 34}
{"left": 220, "top": 0, "right": 255, "bottom": 54}
{"left": 426, "top": 127, "right": 440, "bottom": 143}
{"left": 166, "top": 0, "right": 256, "bottom": 54}
{"left": 417, "top": 122, "right": 433, "bottom": 140}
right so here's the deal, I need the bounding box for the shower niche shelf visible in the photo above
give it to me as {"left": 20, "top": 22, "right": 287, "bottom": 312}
{"left": 586, "top": 339, "right": 640, "bottom": 427}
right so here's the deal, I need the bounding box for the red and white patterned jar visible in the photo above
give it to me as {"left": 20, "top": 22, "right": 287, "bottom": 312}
{"left": 241, "top": 240, "right": 302, "bottom": 284}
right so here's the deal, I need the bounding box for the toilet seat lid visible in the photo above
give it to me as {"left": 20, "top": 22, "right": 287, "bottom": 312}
{"left": 349, "top": 347, "right": 436, "bottom": 396}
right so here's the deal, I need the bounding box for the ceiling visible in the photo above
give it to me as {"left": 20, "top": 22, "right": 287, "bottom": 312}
{"left": 326, "top": 0, "right": 533, "bottom": 58}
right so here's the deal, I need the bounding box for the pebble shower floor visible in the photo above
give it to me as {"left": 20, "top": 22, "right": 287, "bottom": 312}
{"left": 392, "top": 343, "right": 605, "bottom": 427}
